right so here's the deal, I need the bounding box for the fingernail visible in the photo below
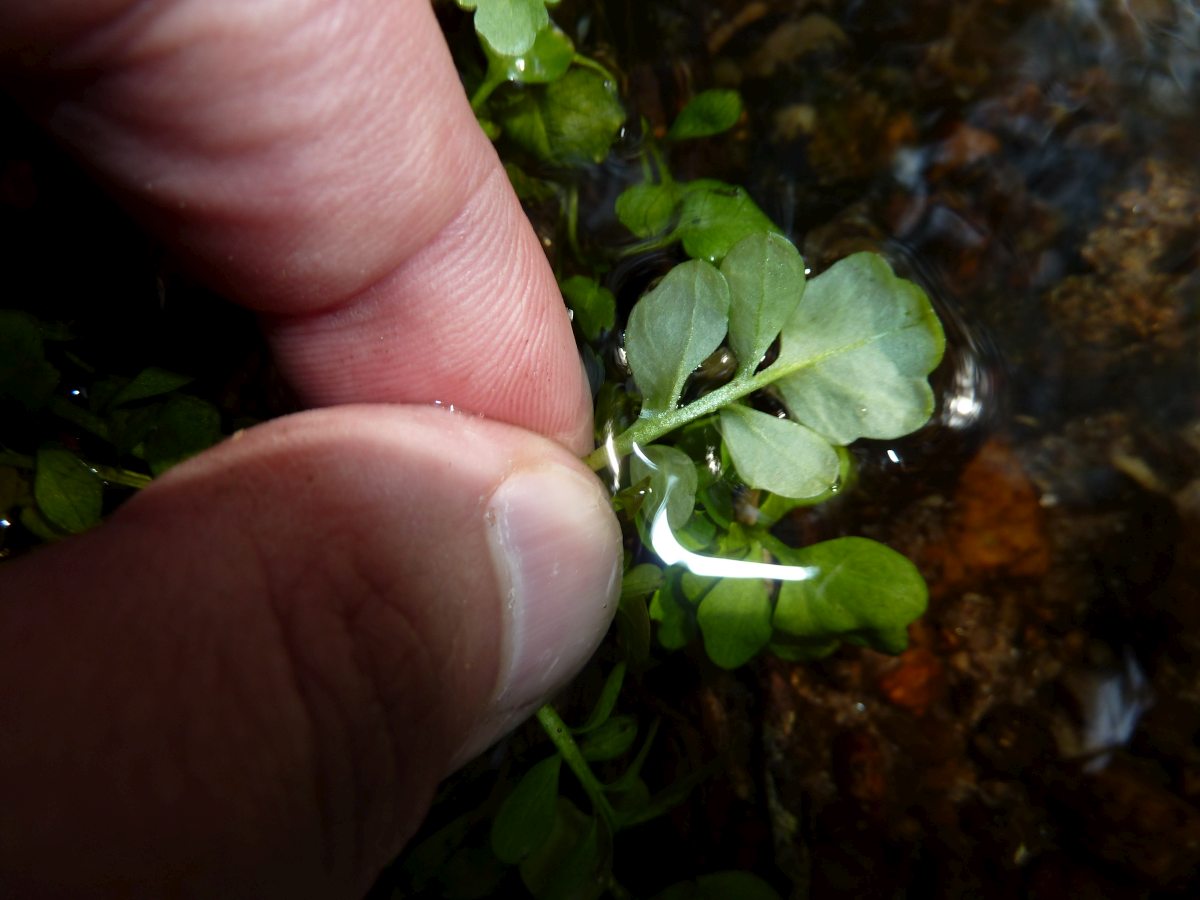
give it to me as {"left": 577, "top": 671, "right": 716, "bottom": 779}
{"left": 485, "top": 465, "right": 621, "bottom": 712}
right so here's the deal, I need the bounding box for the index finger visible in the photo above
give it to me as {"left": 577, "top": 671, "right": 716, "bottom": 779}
{"left": 1, "top": 0, "right": 592, "bottom": 452}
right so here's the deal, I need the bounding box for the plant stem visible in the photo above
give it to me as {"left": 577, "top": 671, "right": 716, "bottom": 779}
{"left": 536, "top": 704, "right": 617, "bottom": 828}
{"left": 586, "top": 327, "right": 886, "bottom": 471}
{"left": 469, "top": 73, "right": 504, "bottom": 112}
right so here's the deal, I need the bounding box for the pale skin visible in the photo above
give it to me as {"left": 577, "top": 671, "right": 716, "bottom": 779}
{"left": 0, "top": 1, "right": 622, "bottom": 895}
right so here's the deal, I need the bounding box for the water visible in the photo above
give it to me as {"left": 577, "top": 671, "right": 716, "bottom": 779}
{"left": 582, "top": 0, "right": 1200, "bottom": 894}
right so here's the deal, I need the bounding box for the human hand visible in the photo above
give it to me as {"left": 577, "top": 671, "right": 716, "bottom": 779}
{"left": 0, "top": 1, "right": 621, "bottom": 895}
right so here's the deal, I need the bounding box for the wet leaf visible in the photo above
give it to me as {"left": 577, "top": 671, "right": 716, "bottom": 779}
{"left": 616, "top": 566, "right": 657, "bottom": 666}
{"left": 667, "top": 89, "right": 743, "bottom": 141}
{"left": 484, "top": 22, "right": 574, "bottom": 84}
{"left": 649, "top": 578, "right": 696, "bottom": 650}
{"left": 107, "top": 367, "right": 193, "bottom": 409}
{"left": 773, "top": 537, "right": 928, "bottom": 654}
{"left": 142, "top": 395, "right": 222, "bottom": 476}
{"left": 696, "top": 575, "right": 773, "bottom": 668}
{"left": 519, "top": 801, "right": 609, "bottom": 900}
{"left": 579, "top": 715, "right": 637, "bottom": 761}
{"left": 614, "top": 182, "right": 680, "bottom": 238}
{"left": 497, "top": 68, "right": 624, "bottom": 166}
{"left": 774, "top": 253, "right": 944, "bottom": 444}
{"left": 491, "top": 754, "right": 562, "bottom": 864}
{"left": 576, "top": 662, "right": 626, "bottom": 733}
{"left": 625, "top": 260, "right": 730, "bottom": 414}
{"left": 719, "top": 405, "right": 839, "bottom": 500}
{"left": 720, "top": 232, "right": 806, "bottom": 375}
{"left": 457, "top": 0, "right": 559, "bottom": 57}
{"left": 675, "top": 180, "right": 782, "bottom": 264}
{"left": 561, "top": 275, "right": 615, "bottom": 340}
{"left": 630, "top": 444, "right": 697, "bottom": 529}
{"left": 34, "top": 447, "right": 102, "bottom": 534}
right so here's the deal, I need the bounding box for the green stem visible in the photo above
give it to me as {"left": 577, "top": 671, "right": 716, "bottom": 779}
{"left": 586, "top": 372, "right": 756, "bottom": 470}
{"left": 536, "top": 704, "right": 617, "bottom": 828}
{"left": 469, "top": 72, "right": 504, "bottom": 112}
{"left": 90, "top": 464, "right": 153, "bottom": 490}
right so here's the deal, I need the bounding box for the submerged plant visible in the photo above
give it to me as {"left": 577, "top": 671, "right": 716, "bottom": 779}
{"left": 396, "top": 4, "right": 949, "bottom": 898}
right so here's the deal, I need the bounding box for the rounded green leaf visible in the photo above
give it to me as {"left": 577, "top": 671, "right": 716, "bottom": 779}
{"left": 33, "top": 447, "right": 102, "bottom": 534}
{"left": 625, "top": 260, "right": 731, "bottom": 414}
{"left": 519, "top": 801, "right": 609, "bottom": 900}
{"left": 676, "top": 180, "right": 782, "bottom": 264}
{"left": 614, "top": 182, "right": 681, "bottom": 238}
{"left": 773, "top": 253, "right": 945, "bottom": 444}
{"left": 491, "top": 754, "right": 562, "bottom": 864}
{"left": 667, "top": 89, "right": 744, "bottom": 141}
{"left": 773, "top": 537, "right": 928, "bottom": 654}
{"left": 484, "top": 23, "right": 574, "bottom": 84}
{"left": 560, "top": 275, "right": 615, "bottom": 340}
{"left": 143, "top": 394, "right": 223, "bottom": 476}
{"left": 497, "top": 68, "right": 624, "bottom": 166}
{"left": 720, "top": 232, "right": 806, "bottom": 375}
{"left": 719, "top": 405, "right": 838, "bottom": 499}
{"left": 579, "top": 715, "right": 638, "bottom": 761}
{"left": 630, "top": 444, "right": 697, "bottom": 530}
{"left": 696, "top": 577, "right": 773, "bottom": 669}
{"left": 458, "top": 0, "right": 557, "bottom": 57}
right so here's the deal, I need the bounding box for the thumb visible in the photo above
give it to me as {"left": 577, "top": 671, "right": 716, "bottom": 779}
{"left": 0, "top": 406, "right": 621, "bottom": 896}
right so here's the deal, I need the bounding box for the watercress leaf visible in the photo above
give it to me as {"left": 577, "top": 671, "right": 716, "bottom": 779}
{"left": 652, "top": 871, "right": 784, "bottom": 900}
{"left": 498, "top": 68, "right": 624, "bottom": 166}
{"left": 773, "top": 252, "right": 945, "bottom": 444}
{"left": 614, "top": 182, "right": 680, "bottom": 238}
{"left": 143, "top": 394, "right": 223, "bottom": 476}
{"left": 484, "top": 22, "right": 574, "bottom": 85}
{"left": 649, "top": 578, "right": 696, "bottom": 650}
{"left": 629, "top": 444, "right": 697, "bottom": 530}
{"left": 576, "top": 662, "right": 626, "bottom": 733}
{"left": 667, "top": 89, "right": 744, "bottom": 141}
{"left": 620, "top": 759, "right": 719, "bottom": 828}
{"left": 696, "top": 576, "right": 773, "bottom": 669}
{"left": 579, "top": 714, "right": 638, "bottom": 761}
{"left": 19, "top": 505, "right": 64, "bottom": 543}
{"left": 456, "top": 0, "right": 558, "bottom": 57}
{"left": 773, "top": 537, "right": 928, "bottom": 654}
{"left": 719, "top": 405, "right": 839, "bottom": 500}
{"left": 616, "top": 586, "right": 653, "bottom": 668}
{"left": 34, "top": 446, "right": 102, "bottom": 534}
{"left": 108, "top": 366, "right": 193, "bottom": 409}
{"left": 621, "top": 562, "right": 664, "bottom": 601}
{"left": 605, "top": 717, "right": 659, "bottom": 792}
{"left": 625, "top": 260, "right": 731, "bottom": 414}
{"left": 519, "top": 801, "right": 610, "bottom": 900}
{"left": 0, "top": 310, "right": 60, "bottom": 411}
{"left": 491, "top": 754, "right": 562, "bottom": 864}
{"left": 560, "top": 275, "right": 616, "bottom": 341}
{"left": 675, "top": 180, "right": 782, "bottom": 264}
{"left": 720, "top": 232, "right": 806, "bottom": 375}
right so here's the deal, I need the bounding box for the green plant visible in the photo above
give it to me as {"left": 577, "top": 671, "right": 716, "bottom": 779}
{"left": 394, "top": 4, "right": 947, "bottom": 898}
{"left": 1, "top": 2, "right": 947, "bottom": 894}
{"left": 0, "top": 309, "right": 224, "bottom": 543}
